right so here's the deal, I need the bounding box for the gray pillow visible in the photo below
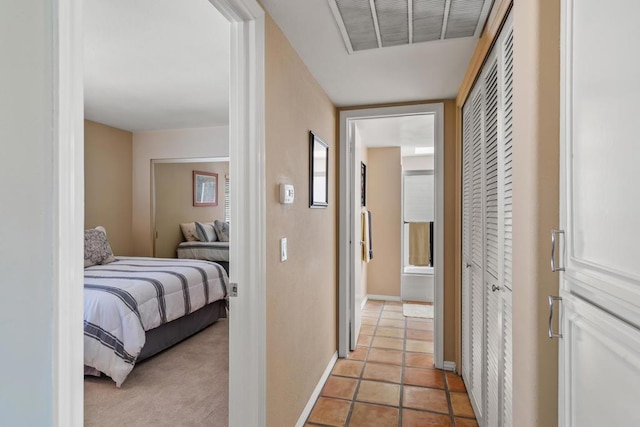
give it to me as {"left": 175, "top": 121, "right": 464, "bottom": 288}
{"left": 180, "top": 222, "right": 200, "bottom": 242}
{"left": 195, "top": 221, "right": 217, "bottom": 242}
{"left": 84, "top": 227, "right": 116, "bottom": 267}
{"left": 214, "top": 220, "right": 229, "bottom": 242}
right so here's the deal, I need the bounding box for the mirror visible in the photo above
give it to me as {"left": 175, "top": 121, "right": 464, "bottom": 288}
{"left": 309, "top": 131, "right": 329, "bottom": 208}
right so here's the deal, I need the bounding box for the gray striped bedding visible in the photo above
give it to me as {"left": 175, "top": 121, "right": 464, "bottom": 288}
{"left": 177, "top": 241, "right": 229, "bottom": 262}
{"left": 84, "top": 257, "right": 228, "bottom": 387}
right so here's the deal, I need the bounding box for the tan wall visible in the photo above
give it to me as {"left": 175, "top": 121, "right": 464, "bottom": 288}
{"left": 512, "top": 0, "right": 560, "bottom": 425}
{"left": 154, "top": 161, "right": 228, "bottom": 258}
{"left": 84, "top": 120, "right": 133, "bottom": 256}
{"left": 265, "top": 14, "right": 337, "bottom": 427}
{"left": 366, "top": 147, "right": 402, "bottom": 297}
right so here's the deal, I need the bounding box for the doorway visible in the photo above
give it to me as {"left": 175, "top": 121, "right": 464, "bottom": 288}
{"left": 53, "top": 0, "right": 266, "bottom": 426}
{"left": 402, "top": 169, "right": 435, "bottom": 302}
{"left": 152, "top": 157, "right": 230, "bottom": 259}
{"left": 338, "top": 103, "right": 445, "bottom": 369}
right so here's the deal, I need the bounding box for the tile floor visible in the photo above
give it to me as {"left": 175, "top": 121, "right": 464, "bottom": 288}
{"left": 305, "top": 300, "right": 478, "bottom": 427}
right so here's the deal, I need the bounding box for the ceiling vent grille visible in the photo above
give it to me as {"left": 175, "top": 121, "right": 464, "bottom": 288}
{"left": 328, "top": 0, "right": 493, "bottom": 53}
{"left": 445, "top": 0, "right": 485, "bottom": 39}
{"left": 335, "top": 0, "right": 379, "bottom": 51}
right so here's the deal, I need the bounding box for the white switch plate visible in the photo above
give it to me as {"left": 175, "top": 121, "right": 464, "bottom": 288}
{"left": 279, "top": 184, "right": 294, "bottom": 204}
{"left": 280, "top": 238, "right": 287, "bottom": 262}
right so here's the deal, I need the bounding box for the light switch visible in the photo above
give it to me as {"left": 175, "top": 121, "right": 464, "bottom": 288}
{"left": 280, "top": 238, "right": 287, "bottom": 262}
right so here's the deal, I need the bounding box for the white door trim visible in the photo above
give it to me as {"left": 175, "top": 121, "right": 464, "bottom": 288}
{"left": 53, "top": 0, "right": 266, "bottom": 426}
{"left": 338, "top": 103, "right": 445, "bottom": 370}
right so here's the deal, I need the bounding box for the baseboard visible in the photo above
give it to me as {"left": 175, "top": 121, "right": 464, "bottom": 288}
{"left": 443, "top": 361, "right": 457, "bottom": 372}
{"left": 367, "top": 294, "right": 402, "bottom": 302}
{"left": 361, "top": 295, "right": 368, "bottom": 310}
{"left": 295, "top": 351, "right": 338, "bottom": 427}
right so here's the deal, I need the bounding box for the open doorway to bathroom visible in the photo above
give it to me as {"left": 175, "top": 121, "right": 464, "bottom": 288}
{"left": 402, "top": 167, "right": 435, "bottom": 302}
{"left": 338, "top": 103, "right": 445, "bottom": 369}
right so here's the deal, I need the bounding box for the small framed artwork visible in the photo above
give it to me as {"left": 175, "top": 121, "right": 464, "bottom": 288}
{"left": 361, "top": 161, "right": 366, "bottom": 207}
{"left": 309, "top": 131, "right": 329, "bottom": 208}
{"left": 193, "top": 170, "right": 218, "bottom": 207}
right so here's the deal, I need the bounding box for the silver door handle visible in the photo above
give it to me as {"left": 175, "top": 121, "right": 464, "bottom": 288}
{"left": 548, "top": 295, "right": 563, "bottom": 339}
{"left": 551, "top": 229, "right": 566, "bottom": 272}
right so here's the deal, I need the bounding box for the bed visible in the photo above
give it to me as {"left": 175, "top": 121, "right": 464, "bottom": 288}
{"left": 84, "top": 256, "right": 228, "bottom": 387}
{"left": 177, "top": 241, "right": 229, "bottom": 274}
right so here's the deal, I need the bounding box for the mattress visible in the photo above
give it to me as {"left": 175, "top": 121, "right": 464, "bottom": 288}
{"left": 177, "top": 241, "right": 229, "bottom": 262}
{"left": 84, "top": 256, "right": 228, "bottom": 386}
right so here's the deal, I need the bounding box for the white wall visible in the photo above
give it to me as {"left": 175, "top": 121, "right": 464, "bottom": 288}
{"left": 132, "top": 126, "right": 229, "bottom": 256}
{"left": 0, "top": 1, "right": 55, "bottom": 424}
{"left": 402, "top": 154, "right": 434, "bottom": 171}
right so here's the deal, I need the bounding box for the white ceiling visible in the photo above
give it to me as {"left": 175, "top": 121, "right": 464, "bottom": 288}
{"left": 84, "top": 0, "right": 230, "bottom": 132}
{"left": 84, "top": 0, "right": 484, "bottom": 131}
{"left": 261, "top": 0, "right": 479, "bottom": 107}
{"left": 355, "top": 114, "right": 434, "bottom": 156}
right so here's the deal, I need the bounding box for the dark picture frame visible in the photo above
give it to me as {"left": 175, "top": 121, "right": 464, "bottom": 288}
{"left": 361, "top": 161, "right": 367, "bottom": 207}
{"left": 309, "top": 131, "right": 329, "bottom": 208}
{"left": 193, "top": 170, "right": 218, "bottom": 207}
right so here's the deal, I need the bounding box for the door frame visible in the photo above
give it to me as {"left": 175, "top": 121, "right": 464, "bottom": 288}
{"left": 151, "top": 156, "right": 230, "bottom": 258}
{"left": 53, "top": 0, "right": 266, "bottom": 425}
{"left": 338, "top": 103, "right": 445, "bottom": 369}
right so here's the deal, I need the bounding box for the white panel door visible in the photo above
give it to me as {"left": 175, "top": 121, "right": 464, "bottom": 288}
{"left": 560, "top": 0, "right": 640, "bottom": 424}
{"left": 559, "top": 294, "right": 640, "bottom": 426}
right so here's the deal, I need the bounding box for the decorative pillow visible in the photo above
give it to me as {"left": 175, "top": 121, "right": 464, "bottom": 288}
{"left": 214, "top": 220, "right": 230, "bottom": 242}
{"left": 84, "top": 227, "right": 116, "bottom": 267}
{"left": 195, "top": 221, "right": 217, "bottom": 242}
{"left": 180, "top": 222, "right": 200, "bottom": 242}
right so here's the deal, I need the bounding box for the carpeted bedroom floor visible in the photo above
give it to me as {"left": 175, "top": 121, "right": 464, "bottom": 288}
{"left": 84, "top": 318, "right": 228, "bottom": 427}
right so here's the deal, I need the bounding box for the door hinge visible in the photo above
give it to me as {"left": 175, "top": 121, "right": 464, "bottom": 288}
{"left": 229, "top": 282, "right": 238, "bottom": 297}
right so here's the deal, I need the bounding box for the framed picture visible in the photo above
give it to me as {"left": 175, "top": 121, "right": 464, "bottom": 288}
{"left": 309, "top": 131, "right": 329, "bottom": 208}
{"left": 361, "top": 161, "right": 366, "bottom": 207}
{"left": 193, "top": 170, "right": 218, "bottom": 207}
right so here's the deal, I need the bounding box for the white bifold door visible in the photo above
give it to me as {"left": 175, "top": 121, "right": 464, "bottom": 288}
{"left": 461, "top": 11, "right": 513, "bottom": 427}
{"left": 558, "top": 0, "right": 640, "bottom": 425}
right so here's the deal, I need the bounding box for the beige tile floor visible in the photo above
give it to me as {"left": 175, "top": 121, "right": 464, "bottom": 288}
{"left": 306, "top": 300, "right": 478, "bottom": 427}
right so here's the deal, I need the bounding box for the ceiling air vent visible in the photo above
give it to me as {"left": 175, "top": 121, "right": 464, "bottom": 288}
{"left": 328, "top": 0, "right": 493, "bottom": 53}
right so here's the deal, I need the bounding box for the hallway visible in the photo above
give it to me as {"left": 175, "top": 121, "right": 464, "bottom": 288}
{"left": 306, "top": 300, "right": 477, "bottom": 426}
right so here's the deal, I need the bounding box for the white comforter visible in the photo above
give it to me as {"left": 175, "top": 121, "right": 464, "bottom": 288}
{"left": 84, "top": 257, "right": 228, "bottom": 386}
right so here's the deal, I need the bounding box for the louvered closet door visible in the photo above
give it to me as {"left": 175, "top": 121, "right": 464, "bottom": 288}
{"left": 500, "top": 20, "right": 514, "bottom": 427}
{"left": 461, "top": 10, "right": 513, "bottom": 427}
{"left": 483, "top": 56, "right": 500, "bottom": 427}
{"left": 468, "top": 85, "right": 485, "bottom": 423}
{"left": 461, "top": 92, "right": 474, "bottom": 387}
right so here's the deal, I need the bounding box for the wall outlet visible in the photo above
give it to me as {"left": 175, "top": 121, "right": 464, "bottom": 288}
{"left": 280, "top": 237, "right": 287, "bottom": 262}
